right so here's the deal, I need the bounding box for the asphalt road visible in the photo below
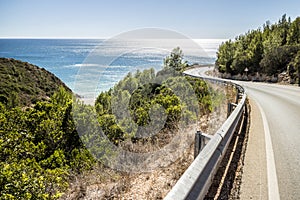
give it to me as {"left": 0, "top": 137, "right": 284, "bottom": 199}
{"left": 240, "top": 81, "right": 300, "bottom": 200}
{"left": 185, "top": 67, "right": 300, "bottom": 199}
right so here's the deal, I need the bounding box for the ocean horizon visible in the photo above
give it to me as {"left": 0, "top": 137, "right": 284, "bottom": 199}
{"left": 0, "top": 38, "right": 224, "bottom": 102}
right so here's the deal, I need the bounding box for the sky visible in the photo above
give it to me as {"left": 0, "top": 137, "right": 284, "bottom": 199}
{"left": 0, "top": 0, "right": 299, "bottom": 39}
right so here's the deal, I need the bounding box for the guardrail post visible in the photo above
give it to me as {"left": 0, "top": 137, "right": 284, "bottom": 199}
{"left": 194, "top": 131, "right": 212, "bottom": 159}
{"left": 235, "top": 92, "right": 240, "bottom": 104}
{"left": 227, "top": 103, "right": 237, "bottom": 118}
{"left": 227, "top": 103, "right": 232, "bottom": 118}
{"left": 194, "top": 130, "right": 202, "bottom": 159}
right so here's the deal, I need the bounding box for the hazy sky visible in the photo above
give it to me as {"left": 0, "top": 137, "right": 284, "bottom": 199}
{"left": 0, "top": 0, "right": 299, "bottom": 39}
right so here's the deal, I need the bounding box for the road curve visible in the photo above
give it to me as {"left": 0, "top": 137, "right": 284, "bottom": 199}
{"left": 239, "top": 81, "right": 300, "bottom": 200}
{"left": 185, "top": 67, "right": 300, "bottom": 199}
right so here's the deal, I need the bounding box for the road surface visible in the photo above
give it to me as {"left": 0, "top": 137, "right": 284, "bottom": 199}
{"left": 185, "top": 67, "right": 300, "bottom": 200}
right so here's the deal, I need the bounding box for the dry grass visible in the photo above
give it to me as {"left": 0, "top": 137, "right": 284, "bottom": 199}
{"left": 60, "top": 82, "right": 236, "bottom": 200}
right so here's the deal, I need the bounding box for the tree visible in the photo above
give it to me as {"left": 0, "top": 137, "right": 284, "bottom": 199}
{"left": 260, "top": 45, "right": 300, "bottom": 75}
{"left": 287, "top": 17, "right": 300, "bottom": 45}
{"left": 216, "top": 40, "right": 235, "bottom": 73}
{"left": 289, "top": 51, "right": 300, "bottom": 86}
{"left": 216, "top": 14, "right": 300, "bottom": 81}
{"left": 164, "top": 47, "right": 188, "bottom": 72}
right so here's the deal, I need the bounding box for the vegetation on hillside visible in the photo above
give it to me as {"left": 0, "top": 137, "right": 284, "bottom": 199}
{"left": 216, "top": 14, "right": 300, "bottom": 84}
{"left": 0, "top": 48, "right": 220, "bottom": 199}
{"left": 0, "top": 87, "right": 96, "bottom": 199}
{"left": 0, "top": 58, "right": 71, "bottom": 108}
{"left": 0, "top": 58, "right": 94, "bottom": 199}
{"left": 95, "top": 47, "right": 213, "bottom": 146}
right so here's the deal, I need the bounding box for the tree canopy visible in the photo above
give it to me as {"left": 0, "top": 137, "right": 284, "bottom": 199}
{"left": 216, "top": 14, "right": 300, "bottom": 83}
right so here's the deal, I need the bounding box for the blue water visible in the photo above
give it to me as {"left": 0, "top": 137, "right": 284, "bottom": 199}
{"left": 0, "top": 39, "right": 220, "bottom": 100}
{"left": 0, "top": 39, "right": 100, "bottom": 88}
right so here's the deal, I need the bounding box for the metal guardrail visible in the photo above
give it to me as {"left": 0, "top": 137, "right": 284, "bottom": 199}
{"left": 165, "top": 72, "right": 247, "bottom": 200}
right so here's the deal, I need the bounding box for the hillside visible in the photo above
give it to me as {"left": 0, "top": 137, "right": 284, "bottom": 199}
{"left": 0, "top": 51, "right": 230, "bottom": 199}
{"left": 0, "top": 57, "right": 71, "bottom": 107}
{"left": 0, "top": 58, "right": 95, "bottom": 199}
{"left": 216, "top": 14, "right": 300, "bottom": 85}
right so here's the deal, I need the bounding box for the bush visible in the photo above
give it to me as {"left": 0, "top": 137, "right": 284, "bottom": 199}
{"left": 0, "top": 88, "right": 95, "bottom": 199}
{"left": 95, "top": 48, "right": 213, "bottom": 144}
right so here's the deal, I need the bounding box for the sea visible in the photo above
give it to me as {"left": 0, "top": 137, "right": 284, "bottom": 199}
{"left": 0, "top": 39, "right": 224, "bottom": 103}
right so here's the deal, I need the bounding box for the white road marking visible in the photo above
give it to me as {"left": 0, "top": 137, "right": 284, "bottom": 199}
{"left": 256, "top": 100, "right": 280, "bottom": 200}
